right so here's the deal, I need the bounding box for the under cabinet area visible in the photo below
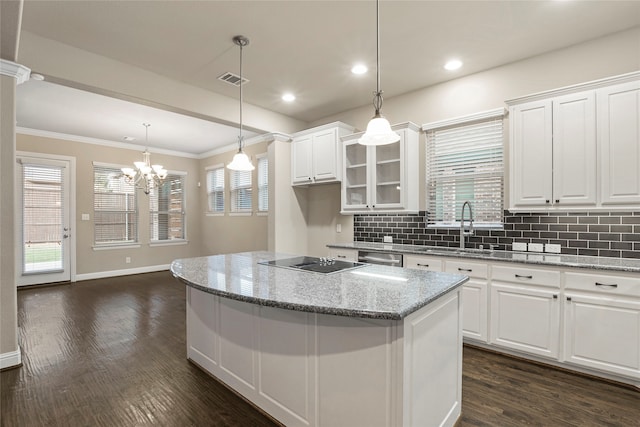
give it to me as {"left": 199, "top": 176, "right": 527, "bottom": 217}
{"left": 508, "top": 73, "right": 640, "bottom": 211}
{"left": 340, "top": 122, "right": 419, "bottom": 214}
{"left": 291, "top": 122, "right": 355, "bottom": 186}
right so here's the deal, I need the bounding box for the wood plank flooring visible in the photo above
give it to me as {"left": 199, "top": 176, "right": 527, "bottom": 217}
{"left": 2, "top": 271, "right": 638, "bottom": 426}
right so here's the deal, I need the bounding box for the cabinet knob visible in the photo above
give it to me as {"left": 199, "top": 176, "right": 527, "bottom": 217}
{"left": 566, "top": 296, "right": 572, "bottom": 301}
{"left": 308, "top": 177, "right": 312, "bottom": 181}
{"left": 555, "top": 199, "right": 559, "bottom": 203}
{"left": 372, "top": 205, "right": 375, "bottom": 208}
{"left": 553, "top": 294, "right": 558, "bottom": 299}
{"left": 546, "top": 200, "right": 550, "bottom": 203}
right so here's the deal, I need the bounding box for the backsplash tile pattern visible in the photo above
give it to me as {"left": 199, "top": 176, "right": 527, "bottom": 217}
{"left": 353, "top": 211, "right": 640, "bottom": 259}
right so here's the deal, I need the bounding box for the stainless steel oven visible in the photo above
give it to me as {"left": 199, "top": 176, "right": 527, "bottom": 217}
{"left": 357, "top": 251, "right": 403, "bottom": 267}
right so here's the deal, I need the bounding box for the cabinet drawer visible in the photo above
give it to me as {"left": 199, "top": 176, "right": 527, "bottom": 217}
{"left": 564, "top": 272, "right": 640, "bottom": 298}
{"left": 328, "top": 248, "right": 358, "bottom": 262}
{"left": 445, "top": 260, "right": 488, "bottom": 279}
{"left": 404, "top": 255, "right": 443, "bottom": 272}
{"left": 492, "top": 264, "right": 560, "bottom": 287}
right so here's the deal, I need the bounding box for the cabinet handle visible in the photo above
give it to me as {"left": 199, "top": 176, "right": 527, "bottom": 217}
{"left": 553, "top": 294, "right": 558, "bottom": 299}
{"left": 372, "top": 205, "right": 376, "bottom": 208}
{"left": 595, "top": 282, "right": 618, "bottom": 288}
{"left": 555, "top": 199, "right": 559, "bottom": 203}
{"left": 545, "top": 199, "right": 550, "bottom": 204}
{"left": 417, "top": 263, "right": 429, "bottom": 267}
{"left": 336, "top": 255, "right": 346, "bottom": 259}
{"left": 567, "top": 296, "right": 572, "bottom": 301}
{"left": 515, "top": 274, "right": 533, "bottom": 279}
{"left": 458, "top": 268, "right": 472, "bottom": 272}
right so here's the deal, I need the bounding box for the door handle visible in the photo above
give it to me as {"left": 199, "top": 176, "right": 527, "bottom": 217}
{"left": 63, "top": 234, "right": 70, "bottom": 239}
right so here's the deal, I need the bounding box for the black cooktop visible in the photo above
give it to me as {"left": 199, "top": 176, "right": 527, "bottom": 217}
{"left": 259, "top": 256, "right": 366, "bottom": 274}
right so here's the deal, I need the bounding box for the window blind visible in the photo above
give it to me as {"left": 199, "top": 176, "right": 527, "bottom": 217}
{"left": 257, "top": 155, "right": 268, "bottom": 212}
{"left": 230, "top": 169, "right": 252, "bottom": 212}
{"left": 94, "top": 165, "right": 138, "bottom": 244}
{"left": 206, "top": 166, "right": 225, "bottom": 213}
{"left": 426, "top": 117, "right": 504, "bottom": 226}
{"left": 150, "top": 174, "right": 185, "bottom": 241}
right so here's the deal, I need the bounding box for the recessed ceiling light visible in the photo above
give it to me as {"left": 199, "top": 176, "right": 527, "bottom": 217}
{"left": 351, "top": 64, "right": 368, "bottom": 75}
{"left": 282, "top": 93, "right": 296, "bottom": 102}
{"left": 30, "top": 73, "right": 45, "bottom": 81}
{"left": 444, "top": 59, "right": 463, "bottom": 71}
{"left": 123, "top": 136, "right": 136, "bottom": 142}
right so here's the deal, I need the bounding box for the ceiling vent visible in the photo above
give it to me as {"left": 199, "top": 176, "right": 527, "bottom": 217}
{"left": 218, "top": 72, "right": 249, "bottom": 87}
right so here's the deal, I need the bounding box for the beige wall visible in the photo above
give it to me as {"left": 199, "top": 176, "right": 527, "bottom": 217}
{"left": 17, "top": 133, "right": 203, "bottom": 276}
{"left": 306, "top": 184, "right": 353, "bottom": 257}
{"left": 199, "top": 142, "right": 269, "bottom": 255}
{"left": 1, "top": 74, "right": 19, "bottom": 360}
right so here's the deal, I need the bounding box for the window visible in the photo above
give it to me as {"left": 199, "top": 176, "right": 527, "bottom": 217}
{"left": 93, "top": 163, "right": 137, "bottom": 245}
{"left": 257, "top": 154, "right": 268, "bottom": 213}
{"left": 150, "top": 173, "right": 186, "bottom": 242}
{"left": 230, "top": 169, "right": 252, "bottom": 213}
{"left": 424, "top": 109, "right": 504, "bottom": 227}
{"left": 206, "top": 165, "right": 224, "bottom": 214}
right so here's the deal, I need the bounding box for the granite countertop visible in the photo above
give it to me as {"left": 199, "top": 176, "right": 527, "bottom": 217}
{"left": 170, "top": 251, "right": 468, "bottom": 320}
{"left": 328, "top": 242, "right": 640, "bottom": 273}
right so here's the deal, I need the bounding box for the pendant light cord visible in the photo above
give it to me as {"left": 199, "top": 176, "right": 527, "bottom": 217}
{"left": 239, "top": 40, "right": 244, "bottom": 149}
{"left": 373, "top": 0, "right": 383, "bottom": 115}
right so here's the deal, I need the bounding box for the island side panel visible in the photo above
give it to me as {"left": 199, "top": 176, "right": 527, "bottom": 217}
{"left": 402, "top": 289, "right": 463, "bottom": 427}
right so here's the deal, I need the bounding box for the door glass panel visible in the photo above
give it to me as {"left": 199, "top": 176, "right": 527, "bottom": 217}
{"left": 22, "top": 164, "right": 64, "bottom": 274}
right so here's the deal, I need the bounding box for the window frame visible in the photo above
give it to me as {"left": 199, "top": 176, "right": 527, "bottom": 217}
{"left": 256, "top": 153, "right": 268, "bottom": 215}
{"left": 92, "top": 162, "right": 139, "bottom": 248}
{"left": 423, "top": 108, "right": 506, "bottom": 229}
{"left": 149, "top": 171, "right": 187, "bottom": 245}
{"left": 206, "top": 164, "right": 225, "bottom": 216}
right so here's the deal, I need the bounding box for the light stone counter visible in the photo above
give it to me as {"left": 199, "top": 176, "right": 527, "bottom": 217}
{"left": 170, "top": 250, "right": 468, "bottom": 320}
{"left": 328, "top": 242, "right": 640, "bottom": 273}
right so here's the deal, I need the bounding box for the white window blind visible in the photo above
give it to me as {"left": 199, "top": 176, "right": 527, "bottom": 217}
{"left": 426, "top": 116, "right": 504, "bottom": 227}
{"left": 257, "top": 155, "right": 268, "bottom": 212}
{"left": 150, "top": 174, "right": 185, "bottom": 241}
{"left": 206, "top": 166, "right": 225, "bottom": 213}
{"left": 230, "top": 169, "right": 252, "bottom": 213}
{"left": 94, "top": 165, "right": 138, "bottom": 244}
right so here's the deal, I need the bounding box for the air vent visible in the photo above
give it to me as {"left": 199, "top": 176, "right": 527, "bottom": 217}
{"left": 218, "top": 72, "right": 249, "bottom": 86}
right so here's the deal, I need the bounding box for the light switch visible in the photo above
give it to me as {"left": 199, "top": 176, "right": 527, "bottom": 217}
{"left": 81, "top": 214, "right": 90, "bottom": 221}
{"left": 336, "top": 223, "right": 342, "bottom": 233}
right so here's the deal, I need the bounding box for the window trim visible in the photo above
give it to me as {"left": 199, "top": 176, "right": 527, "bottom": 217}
{"left": 422, "top": 108, "right": 506, "bottom": 229}
{"left": 149, "top": 170, "right": 187, "bottom": 244}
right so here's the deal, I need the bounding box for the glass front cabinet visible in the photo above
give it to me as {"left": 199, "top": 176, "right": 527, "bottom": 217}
{"left": 341, "top": 122, "right": 419, "bottom": 214}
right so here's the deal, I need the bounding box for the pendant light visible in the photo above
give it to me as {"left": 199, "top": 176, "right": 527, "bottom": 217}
{"left": 358, "top": 0, "right": 400, "bottom": 146}
{"left": 227, "top": 35, "right": 255, "bottom": 171}
{"left": 121, "top": 123, "right": 168, "bottom": 195}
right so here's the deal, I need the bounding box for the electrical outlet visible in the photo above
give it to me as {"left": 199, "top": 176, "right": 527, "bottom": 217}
{"left": 528, "top": 243, "right": 544, "bottom": 253}
{"left": 336, "top": 223, "right": 342, "bottom": 233}
{"left": 512, "top": 242, "right": 527, "bottom": 251}
{"left": 125, "top": 257, "right": 131, "bottom": 264}
{"left": 545, "top": 244, "right": 561, "bottom": 254}
{"left": 383, "top": 236, "right": 393, "bottom": 243}
{"left": 81, "top": 213, "right": 90, "bottom": 221}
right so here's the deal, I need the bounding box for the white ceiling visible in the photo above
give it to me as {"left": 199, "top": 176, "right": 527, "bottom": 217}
{"left": 16, "top": 0, "right": 640, "bottom": 156}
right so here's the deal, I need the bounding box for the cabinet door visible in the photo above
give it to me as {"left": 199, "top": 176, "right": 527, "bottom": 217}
{"left": 598, "top": 81, "right": 640, "bottom": 205}
{"left": 461, "top": 280, "right": 488, "bottom": 342}
{"left": 552, "top": 91, "right": 597, "bottom": 206}
{"left": 564, "top": 293, "right": 640, "bottom": 380}
{"left": 328, "top": 248, "right": 358, "bottom": 262}
{"left": 404, "top": 255, "right": 443, "bottom": 271}
{"left": 510, "top": 100, "right": 553, "bottom": 207}
{"left": 291, "top": 135, "right": 313, "bottom": 184}
{"left": 342, "top": 140, "right": 370, "bottom": 211}
{"left": 490, "top": 283, "right": 560, "bottom": 359}
{"left": 371, "top": 131, "right": 404, "bottom": 209}
{"left": 312, "top": 129, "right": 339, "bottom": 182}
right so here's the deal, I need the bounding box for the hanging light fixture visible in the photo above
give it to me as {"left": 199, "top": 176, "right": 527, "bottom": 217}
{"left": 227, "top": 35, "right": 255, "bottom": 171}
{"left": 358, "top": 0, "right": 400, "bottom": 146}
{"left": 121, "top": 123, "right": 168, "bottom": 195}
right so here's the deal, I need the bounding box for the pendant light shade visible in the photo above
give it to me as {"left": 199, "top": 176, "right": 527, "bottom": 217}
{"left": 358, "top": 0, "right": 400, "bottom": 146}
{"left": 228, "top": 35, "right": 255, "bottom": 171}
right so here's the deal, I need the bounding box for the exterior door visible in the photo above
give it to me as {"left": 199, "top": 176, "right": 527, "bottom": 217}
{"left": 17, "top": 155, "right": 73, "bottom": 286}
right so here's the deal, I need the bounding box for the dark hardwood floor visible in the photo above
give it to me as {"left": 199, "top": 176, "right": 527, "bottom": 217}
{"left": 1, "top": 271, "right": 638, "bottom": 426}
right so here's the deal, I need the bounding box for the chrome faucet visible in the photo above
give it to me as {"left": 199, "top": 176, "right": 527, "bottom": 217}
{"left": 460, "top": 201, "right": 474, "bottom": 250}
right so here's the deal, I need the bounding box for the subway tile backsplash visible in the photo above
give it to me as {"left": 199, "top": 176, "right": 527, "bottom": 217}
{"left": 353, "top": 211, "right": 640, "bottom": 259}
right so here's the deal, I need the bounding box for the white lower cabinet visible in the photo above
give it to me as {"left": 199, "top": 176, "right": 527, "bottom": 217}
{"left": 403, "top": 254, "right": 443, "bottom": 271}
{"left": 327, "top": 247, "right": 358, "bottom": 262}
{"left": 489, "top": 265, "right": 561, "bottom": 359}
{"left": 445, "top": 260, "right": 488, "bottom": 343}
{"left": 563, "top": 272, "right": 640, "bottom": 380}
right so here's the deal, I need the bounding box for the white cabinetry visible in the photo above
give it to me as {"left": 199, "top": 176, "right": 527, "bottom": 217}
{"left": 490, "top": 265, "right": 561, "bottom": 359}
{"left": 291, "top": 122, "right": 355, "bottom": 186}
{"left": 327, "top": 247, "right": 357, "bottom": 262}
{"left": 508, "top": 72, "right": 639, "bottom": 211}
{"left": 403, "top": 254, "right": 443, "bottom": 271}
{"left": 446, "top": 260, "right": 489, "bottom": 343}
{"left": 563, "top": 271, "right": 640, "bottom": 380}
{"left": 598, "top": 80, "right": 640, "bottom": 205}
{"left": 341, "top": 122, "right": 419, "bottom": 214}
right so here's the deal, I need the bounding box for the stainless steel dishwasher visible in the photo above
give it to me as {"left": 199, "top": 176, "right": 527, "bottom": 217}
{"left": 357, "top": 251, "right": 403, "bottom": 267}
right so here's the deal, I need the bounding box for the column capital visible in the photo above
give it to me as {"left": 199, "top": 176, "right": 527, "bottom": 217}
{"left": 0, "top": 59, "right": 31, "bottom": 84}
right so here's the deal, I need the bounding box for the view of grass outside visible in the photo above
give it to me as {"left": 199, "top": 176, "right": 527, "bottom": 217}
{"left": 24, "top": 243, "right": 62, "bottom": 271}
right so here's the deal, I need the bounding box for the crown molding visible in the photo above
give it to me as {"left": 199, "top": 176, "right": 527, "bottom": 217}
{"left": 422, "top": 108, "right": 506, "bottom": 131}
{"left": 197, "top": 132, "right": 292, "bottom": 159}
{"left": 16, "top": 127, "right": 199, "bottom": 159}
{"left": 0, "top": 59, "right": 31, "bottom": 84}
{"left": 291, "top": 121, "right": 356, "bottom": 138}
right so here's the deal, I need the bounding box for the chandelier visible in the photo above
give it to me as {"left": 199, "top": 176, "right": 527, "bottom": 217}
{"left": 121, "top": 123, "right": 168, "bottom": 194}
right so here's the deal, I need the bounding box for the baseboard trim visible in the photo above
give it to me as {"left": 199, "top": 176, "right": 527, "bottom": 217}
{"left": 0, "top": 349, "right": 22, "bottom": 370}
{"left": 75, "top": 264, "right": 170, "bottom": 282}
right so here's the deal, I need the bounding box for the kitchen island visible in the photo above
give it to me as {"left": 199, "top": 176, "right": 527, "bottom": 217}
{"left": 170, "top": 251, "right": 468, "bottom": 427}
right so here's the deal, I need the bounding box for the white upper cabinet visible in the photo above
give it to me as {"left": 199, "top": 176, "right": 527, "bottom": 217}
{"left": 598, "top": 80, "right": 640, "bottom": 205}
{"left": 291, "top": 122, "right": 355, "bottom": 186}
{"left": 341, "top": 122, "right": 419, "bottom": 214}
{"left": 508, "top": 72, "right": 639, "bottom": 211}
